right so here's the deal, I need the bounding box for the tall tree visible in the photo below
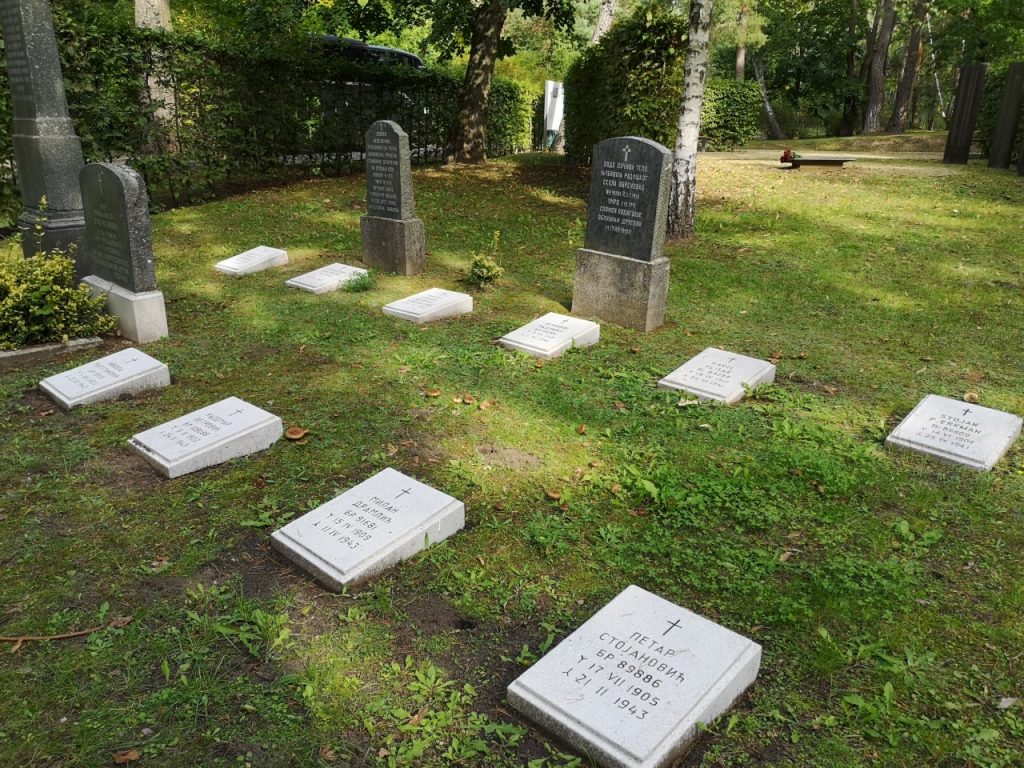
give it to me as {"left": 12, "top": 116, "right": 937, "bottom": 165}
{"left": 754, "top": 53, "right": 786, "bottom": 138}
{"left": 735, "top": 2, "right": 748, "bottom": 79}
{"left": 862, "top": 0, "right": 897, "bottom": 132}
{"left": 669, "top": 0, "right": 713, "bottom": 239}
{"left": 886, "top": 0, "right": 928, "bottom": 132}
{"left": 136, "top": 0, "right": 171, "bottom": 29}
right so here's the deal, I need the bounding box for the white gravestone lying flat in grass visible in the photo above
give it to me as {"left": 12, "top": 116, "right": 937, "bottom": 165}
{"left": 129, "top": 396, "right": 283, "bottom": 478}
{"left": 499, "top": 312, "right": 600, "bottom": 360}
{"left": 886, "top": 394, "right": 1022, "bottom": 471}
{"left": 285, "top": 263, "right": 367, "bottom": 294}
{"left": 270, "top": 467, "right": 464, "bottom": 590}
{"left": 508, "top": 585, "right": 761, "bottom": 768}
{"left": 658, "top": 348, "right": 775, "bottom": 405}
{"left": 214, "top": 246, "right": 288, "bottom": 276}
{"left": 39, "top": 348, "right": 170, "bottom": 410}
{"left": 382, "top": 288, "right": 473, "bottom": 324}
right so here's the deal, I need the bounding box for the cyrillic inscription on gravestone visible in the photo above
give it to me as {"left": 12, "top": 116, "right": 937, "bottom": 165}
{"left": 365, "top": 120, "right": 414, "bottom": 220}
{"left": 39, "top": 348, "right": 170, "bottom": 411}
{"left": 508, "top": 585, "right": 761, "bottom": 768}
{"left": 584, "top": 137, "right": 672, "bottom": 262}
{"left": 80, "top": 163, "right": 157, "bottom": 293}
{"left": 285, "top": 263, "right": 367, "bottom": 294}
{"left": 658, "top": 348, "right": 776, "bottom": 405}
{"left": 498, "top": 312, "right": 600, "bottom": 360}
{"left": 271, "top": 467, "right": 465, "bottom": 590}
{"left": 381, "top": 288, "right": 473, "bottom": 324}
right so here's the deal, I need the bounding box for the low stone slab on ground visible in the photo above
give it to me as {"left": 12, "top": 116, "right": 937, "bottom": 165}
{"left": 271, "top": 467, "right": 464, "bottom": 590}
{"left": 886, "top": 394, "right": 1022, "bottom": 471}
{"left": 508, "top": 585, "right": 761, "bottom": 768}
{"left": 658, "top": 348, "right": 776, "bottom": 405}
{"left": 381, "top": 288, "right": 472, "bottom": 324}
{"left": 0, "top": 337, "right": 103, "bottom": 373}
{"left": 285, "top": 263, "right": 367, "bottom": 294}
{"left": 39, "top": 348, "right": 170, "bottom": 410}
{"left": 214, "top": 246, "right": 288, "bottom": 276}
{"left": 129, "top": 396, "right": 283, "bottom": 478}
{"left": 784, "top": 157, "right": 856, "bottom": 168}
{"left": 498, "top": 312, "right": 600, "bottom": 360}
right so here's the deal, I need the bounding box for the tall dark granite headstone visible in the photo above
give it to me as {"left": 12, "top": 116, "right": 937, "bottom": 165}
{"left": 943, "top": 64, "right": 987, "bottom": 165}
{"left": 571, "top": 136, "right": 672, "bottom": 332}
{"left": 359, "top": 121, "right": 426, "bottom": 275}
{"left": 989, "top": 63, "right": 1024, "bottom": 170}
{"left": 0, "top": 0, "right": 87, "bottom": 262}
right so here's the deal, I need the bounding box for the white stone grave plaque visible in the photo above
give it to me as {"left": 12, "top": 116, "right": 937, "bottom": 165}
{"left": 508, "top": 585, "right": 761, "bottom": 768}
{"left": 285, "top": 262, "right": 367, "bottom": 294}
{"left": 39, "top": 348, "right": 170, "bottom": 410}
{"left": 128, "top": 396, "right": 283, "bottom": 478}
{"left": 658, "top": 348, "right": 775, "bottom": 405}
{"left": 214, "top": 245, "right": 288, "bottom": 276}
{"left": 381, "top": 288, "right": 473, "bottom": 324}
{"left": 270, "top": 467, "right": 464, "bottom": 590}
{"left": 886, "top": 394, "right": 1022, "bottom": 471}
{"left": 498, "top": 312, "right": 600, "bottom": 360}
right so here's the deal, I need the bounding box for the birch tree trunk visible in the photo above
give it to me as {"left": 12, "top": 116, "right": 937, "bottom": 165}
{"left": 135, "top": 0, "right": 171, "bottom": 29}
{"left": 885, "top": 0, "right": 927, "bottom": 133}
{"left": 754, "top": 54, "right": 785, "bottom": 139}
{"left": 451, "top": 0, "right": 507, "bottom": 163}
{"left": 668, "top": 0, "right": 714, "bottom": 240}
{"left": 136, "top": 0, "right": 175, "bottom": 140}
{"left": 735, "top": 4, "right": 748, "bottom": 80}
{"left": 862, "top": 0, "right": 896, "bottom": 133}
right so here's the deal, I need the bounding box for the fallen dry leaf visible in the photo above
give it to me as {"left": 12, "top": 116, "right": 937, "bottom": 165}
{"left": 589, "top": 460, "right": 602, "bottom": 468}
{"left": 398, "top": 366, "right": 410, "bottom": 374}
{"left": 478, "top": 399, "right": 494, "bottom": 411}
{"left": 698, "top": 423, "right": 712, "bottom": 430}
{"left": 424, "top": 388, "right": 441, "bottom": 398}
{"left": 494, "top": 502, "right": 505, "bottom": 511}
{"left": 630, "top": 507, "right": 649, "bottom": 517}
{"left": 779, "top": 551, "right": 792, "bottom": 563}
{"left": 576, "top": 424, "right": 587, "bottom": 435}
{"left": 112, "top": 749, "right": 141, "bottom": 764}
{"left": 452, "top": 396, "right": 463, "bottom": 404}
{"left": 823, "top": 385, "right": 838, "bottom": 396}
{"left": 463, "top": 395, "right": 476, "bottom": 405}
{"left": 610, "top": 483, "right": 622, "bottom": 494}
{"left": 319, "top": 745, "right": 337, "bottom": 763}
{"left": 614, "top": 401, "right": 626, "bottom": 412}
{"left": 964, "top": 391, "right": 980, "bottom": 403}
{"left": 545, "top": 489, "right": 562, "bottom": 501}
{"left": 630, "top": 346, "right": 640, "bottom": 354}
{"left": 677, "top": 399, "right": 699, "bottom": 408}
{"left": 285, "top": 426, "right": 309, "bottom": 441}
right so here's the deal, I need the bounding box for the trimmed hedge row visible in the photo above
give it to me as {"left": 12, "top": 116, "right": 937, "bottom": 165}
{"left": 563, "top": 4, "right": 761, "bottom": 162}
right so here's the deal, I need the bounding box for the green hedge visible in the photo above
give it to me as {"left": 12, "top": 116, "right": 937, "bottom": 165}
{"left": 0, "top": 10, "right": 531, "bottom": 229}
{"left": 564, "top": 3, "right": 761, "bottom": 162}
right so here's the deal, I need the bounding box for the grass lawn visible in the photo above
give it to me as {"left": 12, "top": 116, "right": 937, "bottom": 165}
{"left": 1, "top": 149, "right": 1023, "bottom": 768}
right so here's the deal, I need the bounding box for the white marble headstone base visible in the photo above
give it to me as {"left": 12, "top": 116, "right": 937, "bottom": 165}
{"left": 508, "top": 585, "right": 761, "bottom": 768}
{"left": 285, "top": 263, "right": 367, "bottom": 294}
{"left": 214, "top": 246, "right": 288, "bottom": 276}
{"left": 886, "top": 394, "right": 1022, "bottom": 471}
{"left": 499, "top": 312, "right": 600, "bottom": 360}
{"left": 40, "top": 348, "right": 170, "bottom": 410}
{"left": 83, "top": 275, "right": 169, "bottom": 344}
{"left": 658, "top": 348, "right": 775, "bottom": 405}
{"left": 271, "top": 467, "right": 464, "bottom": 590}
{"left": 382, "top": 288, "right": 473, "bottom": 324}
{"left": 129, "top": 396, "right": 283, "bottom": 478}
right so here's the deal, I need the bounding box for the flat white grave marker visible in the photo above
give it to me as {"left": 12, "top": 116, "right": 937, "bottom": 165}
{"left": 39, "top": 348, "right": 170, "bottom": 410}
{"left": 285, "top": 263, "right": 367, "bottom": 294}
{"left": 658, "top": 348, "right": 775, "bottom": 405}
{"left": 129, "top": 396, "right": 283, "bottom": 478}
{"left": 382, "top": 288, "right": 473, "bottom": 324}
{"left": 508, "top": 585, "right": 761, "bottom": 768}
{"left": 271, "top": 467, "right": 464, "bottom": 589}
{"left": 214, "top": 246, "right": 288, "bottom": 276}
{"left": 499, "top": 312, "right": 600, "bottom": 360}
{"left": 886, "top": 394, "right": 1022, "bottom": 471}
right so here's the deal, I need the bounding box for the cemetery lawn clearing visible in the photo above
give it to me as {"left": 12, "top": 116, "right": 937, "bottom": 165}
{"left": 1, "top": 150, "right": 1023, "bottom": 767}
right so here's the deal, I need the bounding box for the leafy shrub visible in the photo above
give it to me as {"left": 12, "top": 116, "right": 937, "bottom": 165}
{"left": 466, "top": 230, "right": 504, "bottom": 289}
{"left": 343, "top": 271, "right": 375, "bottom": 293}
{"left": 0, "top": 250, "right": 116, "bottom": 349}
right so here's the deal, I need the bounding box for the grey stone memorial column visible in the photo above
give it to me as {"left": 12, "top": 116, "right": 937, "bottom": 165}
{"left": 989, "top": 63, "right": 1024, "bottom": 170}
{"left": 0, "top": 0, "right": 87, "bottom": 262}
{"left": 943, "top": 64, "right": 987, "bottom": 165}
{"left": 359, "top": 121, "right": 426, "bottom": 276}
{"left": 571, "top": 136, "right": 671, "bottom": 333}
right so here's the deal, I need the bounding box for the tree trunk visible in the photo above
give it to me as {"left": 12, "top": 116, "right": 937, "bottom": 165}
{"left": 668, "top": 0, "right": 714, "bottom": 240}
{"left": 859, "top": 0, "right": 883, "bottom": 83}
{"left": 451, "top": 0, "right": 507, "bottom": 164}
{"left": 838, "top": 0, "right": 858, "bottom": 135}
{"left": 754, "top": 54, "right": 785, "bottom": 139}
{"left": 885, "top": 0, "right": 927, "bottom": 133}
{"left": 862, "top": 0, "right": 896, "bottom": 133}
{"left": 135, "top": 0, "right": 171, "bottom": 29}
{"left": 735, "top": 4, "right": 748, "bottom": 80}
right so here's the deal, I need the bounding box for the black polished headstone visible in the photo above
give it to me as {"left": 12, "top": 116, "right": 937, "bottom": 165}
{"left": 80, "top": 163, "right": 157, "bottom": 293}
{"left": 944, "top": 64, "right": 987, "bottom": 165}
{"left": 583, "top": 136, "right": 671, "bottom": 262}
{"left": 365, "top": 120, "right": 414, "bottom": 220}
{"left": 989, "top": 63, "right": 1024, "bottom": 170}
{"left": 0, "top": 0, "right": 86, "bottom": 261}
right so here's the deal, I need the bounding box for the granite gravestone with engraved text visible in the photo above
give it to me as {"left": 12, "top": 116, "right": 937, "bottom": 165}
{"left": 359, "top": 121, "right": 426, "bottom": 275}
{"left": 508, "top": 585, "right": 761, "bottom": 768}
{"left": 572, "top": 137, "right": 672, "bottom": 332}
{"left": 271, "top": 468, "right": 465, "bottom": 590}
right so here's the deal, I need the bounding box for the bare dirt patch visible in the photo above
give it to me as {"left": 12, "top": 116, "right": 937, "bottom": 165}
{"left": 476, "top": 443, "right": 542, "bottom": 470}
{"left": 79, "top": 446, "right": 164, "bottom": 492}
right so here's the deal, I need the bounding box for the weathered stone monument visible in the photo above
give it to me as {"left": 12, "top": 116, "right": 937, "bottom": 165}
{"left": 360, "top": 121, "right": 426, "bottom": 275}
{"left": 508, "top": 585, "right": 761, "bottom": 768}
{"left": 572, "top": 137, "right": 672, "bottom": 333}
{"left": 989, "top": 63, "right": 1024, "bottom": 170}
{"left": 658, "top": 348, "right": 776, "bottom": 405}
{"left": 499, "top": 312, "right": 600, "bottom": 360}
{"left": 0, "top": 0, "right": 87, "bottom": 261}
{"left": 39, "top": 348, "right": 170, "bottom": 410}
{"left": 271, "top": 467, "right": 465, "bottom": 590}
{"left": 382, "top": 288, "right": 473, "bottom": 324}
{"left": 943, "top": 64, "right": 987, "bottom": 165}
{"left": 79, "top": 163, "right": 169, "bottom": 344}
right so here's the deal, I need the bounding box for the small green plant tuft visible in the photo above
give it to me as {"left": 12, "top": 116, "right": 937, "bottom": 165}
{"left": 466, "top": 231, "right": 505, "bottom": 289}
{"left": 344, "top": 270, "right": 375, "bottom": 292}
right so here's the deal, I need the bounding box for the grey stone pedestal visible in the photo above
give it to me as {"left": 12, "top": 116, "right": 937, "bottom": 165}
{"left": 360, "top": 215, "right": 426, "bottom": 276}
{"left": 572, "top": 248, "right": 669, "bottom": 332}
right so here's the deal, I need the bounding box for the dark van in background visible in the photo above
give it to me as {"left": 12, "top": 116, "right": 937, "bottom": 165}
{"left": 320, "top": 35, "right": 425, "bottom": 69}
